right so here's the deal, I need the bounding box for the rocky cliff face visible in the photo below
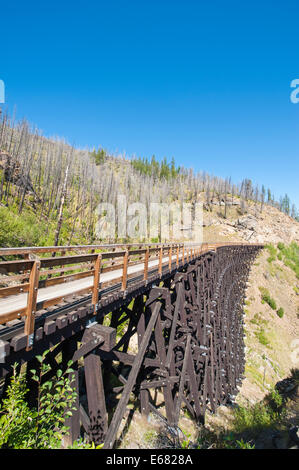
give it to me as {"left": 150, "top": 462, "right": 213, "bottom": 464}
{"left": 202, "top": 199, "right": 299, "bottom": 245}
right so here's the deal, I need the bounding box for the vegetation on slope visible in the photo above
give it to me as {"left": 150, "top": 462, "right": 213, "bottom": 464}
{"left": 1, "top": 111, "right": 299, "bottom": 248}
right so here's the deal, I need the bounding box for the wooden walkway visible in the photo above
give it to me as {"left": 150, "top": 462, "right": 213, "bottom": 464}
{"left": 0, "top": 252, "right": 177, "bottom": 318}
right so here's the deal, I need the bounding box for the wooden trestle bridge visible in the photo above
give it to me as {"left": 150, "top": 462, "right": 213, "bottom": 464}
{"left": 0, "top": 241, "right": 263, "bottom": 448}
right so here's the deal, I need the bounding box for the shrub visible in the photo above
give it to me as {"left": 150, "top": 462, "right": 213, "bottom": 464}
{"left": 276, "top": 307, "right": 284, "bottom": 318}
{"left": 266, "top": 389, "right": 284, "bottom": 411}
{"left": 278, "top": 242, "right": 299, "bottom": 279}
{"left": 233, "top": 399, "right": 282, "bottom": 435}
{"left": 259, "top": 287, "right": 277, "bottom": 310}
{"left": 0, "top": 352, "right": 78, "bottom": 449}
{"left": 266, "top": 296, "right": 277, "bottom": 310}
{"left": 265, "top": 244, "right": 277, "bottom": 259}
{"left": 255, "top": 328, "right": 270, "bottom": 347}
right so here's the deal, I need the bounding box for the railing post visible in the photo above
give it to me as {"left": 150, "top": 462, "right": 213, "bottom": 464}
{"left": 122, "top": 250, "right": 129, "bottom": 292}
{"left": 24, "top": 260, "right": 40, "bottom": 350}
{"left": 168, "top": 246, "right": 172, "bottom": 271}
{"left": 182, "top": 246, "right": 185, "bottom": 265}
{"left": 144, "top": 248, "right": 149, "bottom": 284}
{"left": 176, "top": 246, "right": 179, "bottom": 267}
{"left": 92, "top": 254, "right": 102, "bottom": 314}
{"left": 158, "top": 246, "right": 163, "bottom": 278}
{"left": 61, "top": 249, "right": 66, "bottom": 276}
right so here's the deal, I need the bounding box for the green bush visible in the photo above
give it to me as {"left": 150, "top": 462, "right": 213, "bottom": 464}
{"left": 255, "top": 328, "right": 270, "bottom": 347}
{"left": 266, "top": 389, "right": 284, "bottom": 411}
{"left": 265, "top": 244, "right": 277, "bottom": 260}
{"left": 259, "top": 287, "right": 277, "bottom": 310}
{"left": 0, "top": 202, "right": 92, "bottom": 248}
{"left": 276, "top": 307, "right": 284, "bottom": 318}
{"left": 0, "top": 352, "right": 77, "bottom": 449}
{"left": 0, "top": 206, "right": 49, "bottom": 247}
{"left": 266, "top": 296, "right": 276, "bottom": 310}
{"left": 233, "top": 399, "right": 282, "bottom": 434}
{"left": 278, "top": 242, "right": 299, "bottom": 279}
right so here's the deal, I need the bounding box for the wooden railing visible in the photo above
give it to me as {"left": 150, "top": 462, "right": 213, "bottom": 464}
{"left": 0, "top": 241, "right": 263, "bottom": 349}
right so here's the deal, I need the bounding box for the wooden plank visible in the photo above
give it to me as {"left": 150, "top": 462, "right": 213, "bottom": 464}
{"left": 11, "top": 333, "right": 27, "bottom": 352}
{"left": 35, "top": 284, "right": 93, "bottom": 311}
{"left": 0, "top": 283, "right": 30, "bottom": 298}
{"left": 186, "top": 337, "right": 202, "bottom": 421}
{"left": 127, "top": 249, "right": 146, "bottom": 256}
{"left": 84, "top": 351, "right": 108, "bottom": 444}
{"left": 38, "top": 270, "right": 92, "bottom": 288}
{"left": 40, "top": 253, "right": 98, "bottom": 268}
{"left": 154, "top": 306, "right": 175, "bottom": 425}
{"left": 101, "top": 251, "right": 126, "bottom": 260}
{"left": 165, "top": 283, "right": 183, "bottom": 369}
{"left": 0, "top": 259, "right": 34, "bottom": 274}
{"left": 101, "top": 263, "right": 123, "bottom": 274}
{"left": 174, "top": 334, "right": 191, "bottom": 424}
{"left": 137, "top": 308, "right": 149, "bottom": 416}
{"left": 39, "top": 262, "right": 93, "bottom": 277}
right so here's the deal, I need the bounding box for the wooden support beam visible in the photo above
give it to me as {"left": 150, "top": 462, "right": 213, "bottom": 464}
{"left": 84, "top": 351, "right": 108, "bottom": 445}
{"left": 104, "top": 301, "right": 161, "bottom": 449}
{"left": 174, "top": 334, "right": 191, "bottom": 425}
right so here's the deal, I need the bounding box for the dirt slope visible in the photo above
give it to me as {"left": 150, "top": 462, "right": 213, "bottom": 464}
{"left": 202, "top": 199, "right": 299, "bottom": 245}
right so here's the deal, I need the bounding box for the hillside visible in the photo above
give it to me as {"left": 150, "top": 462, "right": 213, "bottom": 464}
{"left": 202, "top": 199, "right": 299, "bottom": 245}
{"left": 0, "top": 111, "right": 298, "bottom": 248}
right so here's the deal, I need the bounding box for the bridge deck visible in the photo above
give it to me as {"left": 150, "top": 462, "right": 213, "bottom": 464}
{"left": 0, "top": 253, "right": 176, "bottom": 317}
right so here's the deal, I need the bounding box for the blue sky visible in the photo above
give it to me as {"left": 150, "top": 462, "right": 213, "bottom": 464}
{"left": 1, "top": 0, "right": 299, "bottom": 207}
